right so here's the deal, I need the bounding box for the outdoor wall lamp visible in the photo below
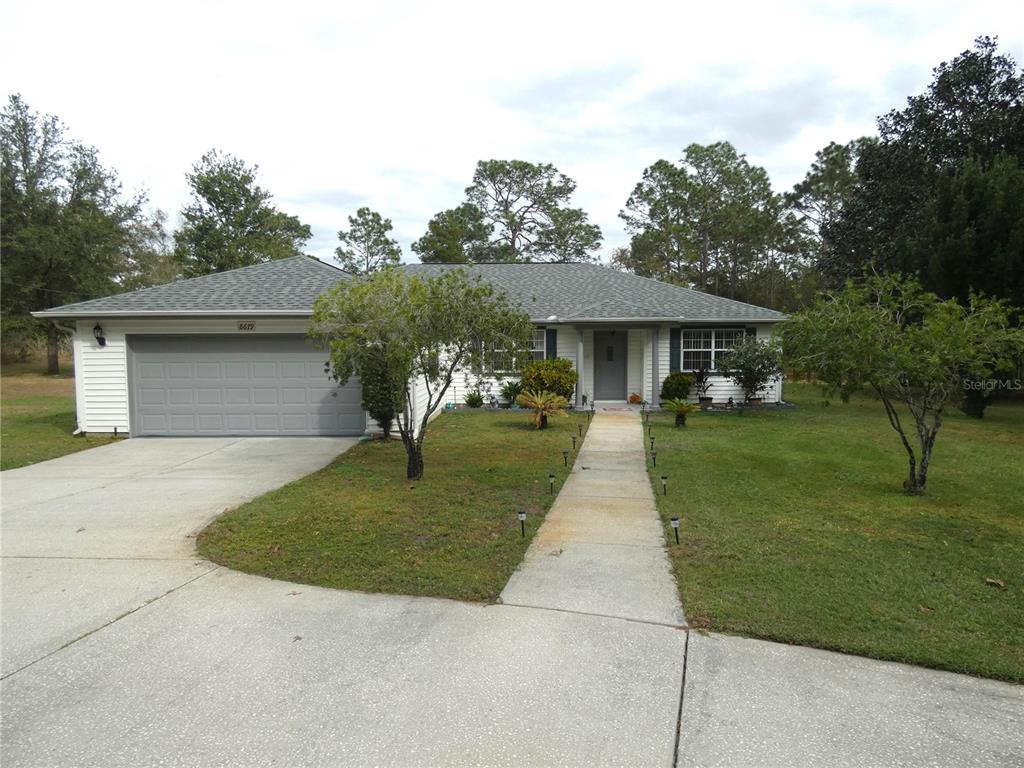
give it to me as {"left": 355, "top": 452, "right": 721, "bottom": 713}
{"left": 93, "top": 323, "right": 106, "bottom": 347}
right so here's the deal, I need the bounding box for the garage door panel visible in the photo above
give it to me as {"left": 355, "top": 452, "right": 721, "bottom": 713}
{"left": 130, "top": 335, "right": 364, "bottom": 436}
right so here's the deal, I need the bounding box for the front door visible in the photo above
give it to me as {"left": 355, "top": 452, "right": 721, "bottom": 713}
{"left": 593, "top": 330, "right": 627, "bottom": 400}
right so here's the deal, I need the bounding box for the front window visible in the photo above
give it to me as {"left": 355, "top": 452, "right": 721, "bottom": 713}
{"left": 682, "top": 328, "right": 743, "bottom": 371}
{"left": 487, "top": 328, "right": 546, "bottom": 372}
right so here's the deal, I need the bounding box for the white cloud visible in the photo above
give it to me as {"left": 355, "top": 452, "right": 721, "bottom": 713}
{"left": 2, "top": 0, "right": 1021, "bottom": 263}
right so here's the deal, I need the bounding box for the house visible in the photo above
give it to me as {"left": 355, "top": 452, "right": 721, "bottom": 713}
{"left": 33, "top": 256, "right": 785, "bottom": 437}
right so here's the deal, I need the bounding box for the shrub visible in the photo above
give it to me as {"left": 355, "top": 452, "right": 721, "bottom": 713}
{"left": 661, "top": 398, "right": 699, "bottom": 427}
{"left": 359, "top": 352, "right": 404, "bottom": 438}
{"left": 500, "top": 379, "right": 524, "bottom": 403}
{"left": 464, "top": 390, "right": 484, "bottom": 408}
{"left": 716, "top": 337, "right": 781, "bottom": 401}
{"left": 516, "top": 389, "right": 569, "bottom": 429}
{"left": 660, "top": 371, "right": 695, "bottom": 401}
{"left": 520, "top": 358, "right": 577, "bottom": 402}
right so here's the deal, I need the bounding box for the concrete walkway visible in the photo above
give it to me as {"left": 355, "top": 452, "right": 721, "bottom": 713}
{"left": 501, "top": 409, "right": 685, "bottom": 627}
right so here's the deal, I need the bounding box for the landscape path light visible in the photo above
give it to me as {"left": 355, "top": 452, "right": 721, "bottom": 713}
{"left": 548, "top": 473, "right": 555, "bottom": 494}
{"left": 651, "top": 449, "right": 657, "bottom": 467}
{"left": 670, "top": 516, "right": 680, "bottom": 545}
{"left": 562, "top": 449, "right": 569, "bottom": 467}
{"left": 649, "top": 435, "right": 655, "bottom": 451}
{"left": 518, "top": 510, "right": 526, "bottom": 538}
{"left": 661, "top": 475, "right": 668, "bottom": 495}
{"left": 572, "top": 435, "right": 577, "bottom": 451}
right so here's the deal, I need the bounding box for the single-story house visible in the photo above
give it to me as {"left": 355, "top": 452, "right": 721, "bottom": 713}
{"left": 33, "top": 255, "right": 785, "bottom": 437}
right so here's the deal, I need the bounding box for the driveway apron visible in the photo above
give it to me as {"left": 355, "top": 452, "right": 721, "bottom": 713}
{"left": 500, "top": 409, "right": 685, "bottom": 627}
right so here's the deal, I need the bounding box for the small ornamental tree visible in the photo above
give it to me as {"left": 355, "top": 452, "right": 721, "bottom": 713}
{"left": 780, "top": 274, "right": 1024, "bottom": 494}
{"left": 715, "top": 337, "right": 782, "bottom": 402}
{"left": 311, "top": 268, "right": 533, "bottom": 479}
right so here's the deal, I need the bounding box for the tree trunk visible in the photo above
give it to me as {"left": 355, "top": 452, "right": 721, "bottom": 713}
{"left": 675, "top": 413, "right": 685, "bottom": 427}
{"left": 405, "top": 440, "right": 424, "bottom": 480}
{"left": 46, "top": 323, "right": 60, "bottom": 375}
{"left": 540, "top": 413, "right": 548, "bottom": 429}
{"left": 903, "top": 452, "right": 922, "bottom": 495}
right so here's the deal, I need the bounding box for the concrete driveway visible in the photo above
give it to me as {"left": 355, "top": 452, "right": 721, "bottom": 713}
{"left": 1, "top": 437, "right": 355, "bottom": 676}
{"left": 2, "top": 430, "right": 1022, "bottom": 767}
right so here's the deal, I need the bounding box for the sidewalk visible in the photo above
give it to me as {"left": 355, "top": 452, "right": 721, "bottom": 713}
{"left": 500, "top": 409, "right": 685, "bottom": 627}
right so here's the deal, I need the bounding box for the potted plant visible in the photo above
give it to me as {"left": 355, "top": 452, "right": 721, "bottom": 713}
{"left": 500, "top": 379, "right": 524, "bottom": 408}
{"left": 715, "top": 337, "right": 782, "bottom": 404}
{"left": 661, "top": 398, "right": 699, "bottom": 427}
{"left": 692, "top": 368, "right": 714, "bottom": 409}
{"left": 628, "top": 392, "right": 643, "bottom": 404}
{"left": 464, "top": 390, "right": 484, "bottom": 408}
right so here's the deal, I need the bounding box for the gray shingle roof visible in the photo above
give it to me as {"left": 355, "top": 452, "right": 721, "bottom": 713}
{"left": 34, "top": 256, "right": 349, "bottom": 317}
{"left": 403, "top": 263, "right": 786, "bottom": 322}
{"left": 35, "top": 257, "right": 785, "bottom": 323}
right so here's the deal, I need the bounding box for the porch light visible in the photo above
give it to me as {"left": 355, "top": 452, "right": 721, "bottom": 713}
{"left": 518, "top": 510, "right": 527, "bottom": 538}
{"left": 93, "top": 323, "right": 106, "bottom": 347}
{"left": 670, "top": 516, "right": 680, "bottom": 544}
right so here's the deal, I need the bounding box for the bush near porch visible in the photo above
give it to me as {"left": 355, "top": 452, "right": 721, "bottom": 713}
{"left": 645, "top": 382, "right": 1024, "bottom": 682}
{"left": 198, "top": 411, "right": 588, "bottom": 601}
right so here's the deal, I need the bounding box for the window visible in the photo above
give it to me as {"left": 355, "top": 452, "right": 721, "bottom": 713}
{"left": 681, "top": 328, "right": 744, "bottom": 371}
{"left": 487, "top": 328, "right": 546, "bottom": 372}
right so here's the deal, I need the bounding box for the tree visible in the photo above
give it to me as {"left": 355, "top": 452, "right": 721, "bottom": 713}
{"left": 334, "top": 207, "right": 402, "bottom": 274}
{"left": 714, "top": 336, "right": 782, "bottom": 402}
{"left": 824, "top": 37, "right": 1024, "bottom": 298}
{"left": 788, "top": 138, "right": 874, "bottom": 260}
{"left": 1, "top": 95, "right": 144, "bottom": 373}
{"left": 174, "top": 149, "right": 311, "bottom": 277}
{"left": 465, "top": 159, "right": 602, "bottom": 262}
{"left": 412, "top": 203, "right": 493, "bottom": 263}
{"left": 780, "top": 274, "right": 1024, "bottom": 494}
{"left": 619, "top": 142, "right": 811, "bottom": 307}
{"left": 122, "top": 209, "right": 181, "bottom": 291}
{"left": 310, "top": 269, "right": 533, "bottom": 479}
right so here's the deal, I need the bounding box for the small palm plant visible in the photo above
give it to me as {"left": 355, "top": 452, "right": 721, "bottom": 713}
{"left": 662, "top": 398, "right": 699, "bottom": 427}
{"left": 516, "top": 389, "right": 569, "bottom": 429}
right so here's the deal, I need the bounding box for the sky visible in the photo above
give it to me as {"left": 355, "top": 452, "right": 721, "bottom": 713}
{"left": 2, "top": 1, "right": 1022, "bottom": 264}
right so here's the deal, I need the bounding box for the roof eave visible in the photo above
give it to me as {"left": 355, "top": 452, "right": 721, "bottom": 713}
{"left": 31, "top": 309, "right": 315, "bottom": 319}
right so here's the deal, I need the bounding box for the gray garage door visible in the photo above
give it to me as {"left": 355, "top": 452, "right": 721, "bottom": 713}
{"left": 129, "top": 335, "right": 365, "bottom": 436}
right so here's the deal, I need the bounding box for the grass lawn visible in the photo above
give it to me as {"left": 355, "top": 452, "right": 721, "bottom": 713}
{"left": 198, "top": 410, "right": 588, "bottom": 602}
{"left": 1, "top": 359, "right": 118, "bottom": 470}
{"left": 645, "top": 382, "right": 1023, "bottom": 682}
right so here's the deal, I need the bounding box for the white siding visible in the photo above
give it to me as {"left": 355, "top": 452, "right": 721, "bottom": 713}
{"left": 581, "top": 329, "right": 594, "bottom": 402}
{"left": 643, "top": 329, "right": 654, "bottom": 402}
{"left": 627, "top": 329, "right": 644, "bottom": 401}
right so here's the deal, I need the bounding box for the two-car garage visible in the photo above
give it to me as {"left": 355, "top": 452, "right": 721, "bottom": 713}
{"left": 129, "top": 335, "right": 364, "bottom": 436}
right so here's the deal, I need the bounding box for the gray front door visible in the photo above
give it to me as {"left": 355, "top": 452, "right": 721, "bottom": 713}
{"left": 593, "top": 330, "right": 627, "bottom": 400}
{"left": 129, "top": 335, "right": 365, "bottom": 436}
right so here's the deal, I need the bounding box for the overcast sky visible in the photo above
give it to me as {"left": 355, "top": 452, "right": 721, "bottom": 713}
{"left": 2, "top": 1, "right": 1022, "bottom": 264}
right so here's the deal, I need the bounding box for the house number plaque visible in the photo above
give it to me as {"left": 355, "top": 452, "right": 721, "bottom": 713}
{"left": 237, "top": 321, "right": 256, "bottom": 331}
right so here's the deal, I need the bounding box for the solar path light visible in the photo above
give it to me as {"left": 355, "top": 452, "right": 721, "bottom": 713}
{"left": 651, "top": 449, "right": 657, "bottom": 467}
{"left": 670, "top": 516, "right": 680, "bottom": 544}
{"left": 562, "top": 449, "right": 569, "bottom": 467}
{"left": 661, "top": 475, "right": 668, "bottom": 495}
{"left": 548, "top": 473, "right": 555, "bottom": 494}
{"left": 518, "top": 510, "right": 526, "bottom": 538}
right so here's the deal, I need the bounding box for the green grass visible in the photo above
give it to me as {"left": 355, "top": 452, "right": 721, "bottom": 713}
{"left": 645, "top": 383, "right": 1024, "bottom": 682}
{"left": 1, "top": 360, "right": 118, "bottom": 470}
{"left": 198, "top": 410, "right": 588, "bottom": 601}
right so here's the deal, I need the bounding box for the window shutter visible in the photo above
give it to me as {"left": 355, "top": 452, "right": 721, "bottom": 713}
{"left": 546, "top": 328, "right": 557, "bottom": 359}
{"left": 669, "top": 328, "right": 681, "bottom": 372}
